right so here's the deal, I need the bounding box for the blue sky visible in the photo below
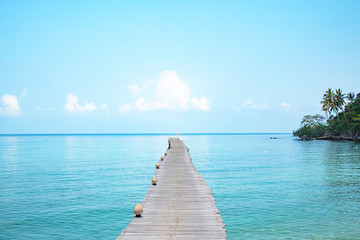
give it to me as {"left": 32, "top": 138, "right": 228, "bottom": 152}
{"left": 1, "top": 1, "right": 359, "bottom": 133}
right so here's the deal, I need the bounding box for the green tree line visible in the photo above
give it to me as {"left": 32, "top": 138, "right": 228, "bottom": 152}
{"left": 293, "top": 88, "right": 360, "bottom": 140}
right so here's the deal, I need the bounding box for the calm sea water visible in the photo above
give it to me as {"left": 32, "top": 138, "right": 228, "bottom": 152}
{"left": 0, "top": 134, "right": 359, "bottom": 240}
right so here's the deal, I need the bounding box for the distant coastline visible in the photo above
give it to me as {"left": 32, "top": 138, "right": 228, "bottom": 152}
{"left": 293, "top": 88, "right": 360, "bottom": 142}
{"left": 0, "top": 133, "right": 291, "bottom": 136}
{"left": 296, "top": 135, "right": 360, "bottom": 142}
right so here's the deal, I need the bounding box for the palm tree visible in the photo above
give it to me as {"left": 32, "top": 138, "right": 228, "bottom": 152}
{"left": 347, "top": 92, "right": 355, "bottom": 102}
{"left": 345, "top": 92, "right": 356, "bottom": 112}
{"left": 322, "top": 88, "right": 340, "bottom": 121}
{"left": 335, "top": 88, "right": 351, "bottom": 134}
{"left": 321, "top": 88, "right": 332, "bottom": 121}
{"left": 335, "top": 89, "right": 345, "bottom": 110}
{"left": 321, "top": 104, "right": 330, "bottom": 121}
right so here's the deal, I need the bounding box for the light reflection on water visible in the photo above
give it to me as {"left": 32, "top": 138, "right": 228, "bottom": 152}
{"left": 0, "top": 134, "right": 359, "bottom": 239}
{"left": 184, "top": 135, "right": 360, "bottom": 240}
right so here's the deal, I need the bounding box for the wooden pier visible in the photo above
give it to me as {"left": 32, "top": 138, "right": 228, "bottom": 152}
{"left": 117, "top": 138, "right": 227, "bottom": 240}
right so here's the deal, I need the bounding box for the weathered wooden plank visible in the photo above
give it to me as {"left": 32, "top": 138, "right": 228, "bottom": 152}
{"left": 117, "top": 138, "right": 226, "bottom": 240}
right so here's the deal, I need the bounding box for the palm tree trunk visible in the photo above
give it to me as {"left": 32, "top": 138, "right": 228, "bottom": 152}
{"left": 341, "top": 108, "right": 352, "bottom": 136}
{"left": 334, "top": 107, "right": 340, "bottom": 122}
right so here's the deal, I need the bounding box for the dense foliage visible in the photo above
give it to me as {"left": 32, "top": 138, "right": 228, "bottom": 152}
{"left": 293, "top": 114, "right": 326, "bottom": 140}
{"left": 294, "top": 89, "right": 360, "bottom": 140}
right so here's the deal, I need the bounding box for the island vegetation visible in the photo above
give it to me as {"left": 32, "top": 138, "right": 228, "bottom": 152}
{"left": 293, "top": 88, "right": 360, "bottom": 141}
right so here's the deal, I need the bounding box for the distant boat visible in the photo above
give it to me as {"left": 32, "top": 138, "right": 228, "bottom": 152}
{"left": 270, "top": 137, "right": 277, "bottom": 139}
{"left": 176, "top": 133, "right": 181, "bottom": 135}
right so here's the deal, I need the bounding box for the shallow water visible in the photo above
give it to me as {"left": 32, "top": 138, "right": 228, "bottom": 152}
{"left": 1, "top": 134, "right": 359, "bottom": 239}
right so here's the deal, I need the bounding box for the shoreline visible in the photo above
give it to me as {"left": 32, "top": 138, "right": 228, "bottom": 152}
{"left": 296, "top": 135, "right": 360, "bottom": 142}
{"left": 317, "top": 135, "right": 360, "bottom": 142}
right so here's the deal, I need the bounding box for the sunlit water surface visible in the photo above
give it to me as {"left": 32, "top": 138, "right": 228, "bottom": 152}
{"left": 0, "top": 134, "right": 359, "bottom": 239}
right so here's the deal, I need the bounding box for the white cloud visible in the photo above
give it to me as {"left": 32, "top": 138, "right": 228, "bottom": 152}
{"left": 259, "top": 103, "right": 269, "bottom": 109}
{"left": 134, "top": 97, "right": 151, "bottom": 111}
{"left": 241, "top": 99, "right": 257, "bottom": 109}
{"left": 128, "top": 84, "right": 141, "bottom": 94}
{"left": 192, "top": 96, "right": 210, "bottom": 111}
{"left": 152, "top": 100, "right": 169, "bottom": 109}
{"left": 83, "top": 102, "right": 97, "bottom": 111}
{"left": 155, "top": 70, "right": 192, "bottom": 110}
{"left": 35, "top": 106, "right": 55, "bottom": 111}
{"left": 64, "top": 93, "right": 105, "bottom": 113}
{"left": 98, "top": 104, "right": 108, "bottom": 110}
{"left": 229, "top": 105, "right": 240, "bottom": 112}
{"left": 122, "top": 70, "right": 210, "bottom": 112}
{"left": 280, "top": 102, "right": 291, "bottom": 110}
{"left": 20, "top": 88, "right": 28, "bottom": 98}
{"left": 240, "top": 99, "right": 268, "bottom": 109}
{"left": 145, "top": 78, "right": 155, "bottom": 85}
{"left": 0, "top": 94, "right": 21, "bottom": 116}
{"left": 65, "top": 93, "right": 83, "bottom": 112}
{"left": 118, "top": 104, "right": 130, "bottom": 112}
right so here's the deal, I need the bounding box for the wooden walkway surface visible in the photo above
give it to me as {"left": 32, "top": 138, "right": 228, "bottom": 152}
{"left": 117, "top": 137, "right": 227, "bottom": 240}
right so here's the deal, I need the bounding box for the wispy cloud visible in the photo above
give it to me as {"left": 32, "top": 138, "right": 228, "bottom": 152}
{"left": 20, "top": 88, "right": 28, "bottom": 99}
{"left": 241, "top": 99, "right": 268, "bottom": 109}
{"left": 229, "top": 105, "right": 240, "bottom": 112}
{"left": 0, "top": 94, "right": 21, "bottom": 116}
{"left": 134, "top": 97, "right": 151, "bottom": 111}
{"left": 64, "top": 93, "right": 106, "bottom": 113}
{"left": 230, "top": 99, "right": 269, "bottom": 113}
{"left": 120, "top": 70, "right": 210, "bottom": 112}
{"left": 35, "top": 106, "right": 55, "bottom": 112}
{"left": 128, "top": 84, "right": 141, "bottom": 94}
{"left": 118, "top": 104, "right": 130, "bottom": 113}
{"left": 192, "top": 96, "right": 210, "bottom": 111}
{"left": 280, "top": 102, "right": 291, "bottom": 110}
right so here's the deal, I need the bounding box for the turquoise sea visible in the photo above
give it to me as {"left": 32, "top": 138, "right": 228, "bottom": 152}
{"left": 1, "top": 134, "right": 360, "bottom": 239}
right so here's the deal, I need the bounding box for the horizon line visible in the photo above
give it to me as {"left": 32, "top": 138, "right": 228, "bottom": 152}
{"left": 0, "top": 132, "right": 292, "bottom": 136}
